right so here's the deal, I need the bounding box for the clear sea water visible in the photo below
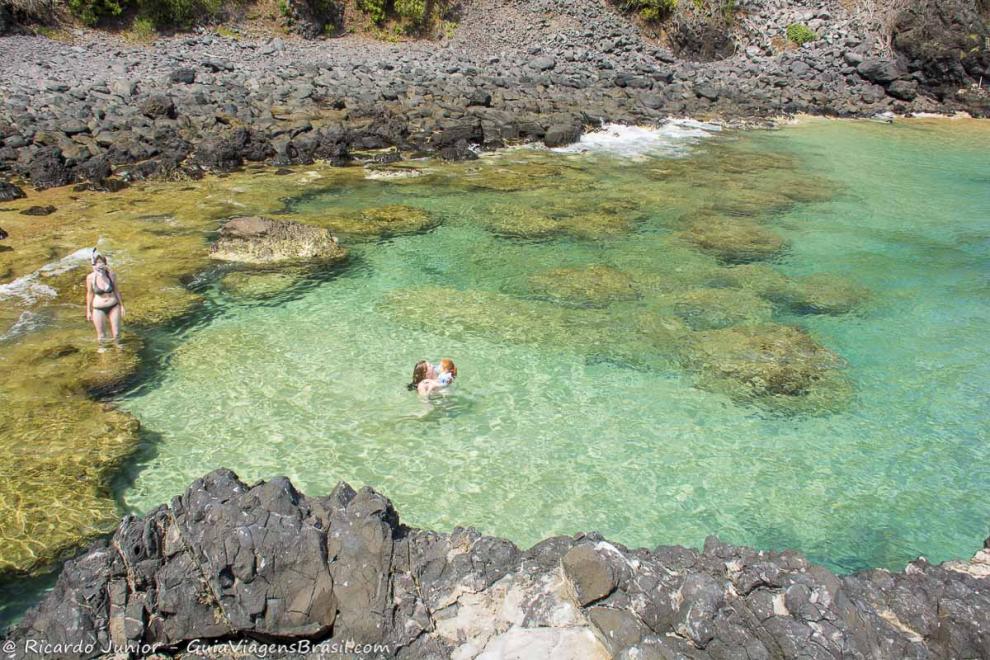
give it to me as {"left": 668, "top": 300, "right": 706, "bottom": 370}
{"left": 111, "top": 118, "right": 990, "bottom": 576}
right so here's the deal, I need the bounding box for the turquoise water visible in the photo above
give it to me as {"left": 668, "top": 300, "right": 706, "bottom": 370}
{"left": 116, "top": 119, "right": 990, "bottom": 574}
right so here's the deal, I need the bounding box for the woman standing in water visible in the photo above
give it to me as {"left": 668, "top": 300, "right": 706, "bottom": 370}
{"left": 85, "top": 250, "right": 125, "bottom": 346}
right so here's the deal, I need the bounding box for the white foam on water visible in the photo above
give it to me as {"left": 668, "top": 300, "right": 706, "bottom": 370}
{"left": 552, "top": 119, "right": 721, "bottom": 158}
{"left": 0, "top": 247, "right": 95, "bottom": 303}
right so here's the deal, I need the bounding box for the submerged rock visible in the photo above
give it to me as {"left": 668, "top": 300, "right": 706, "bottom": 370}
{"left": 464, "top": 162, "right": 566, "bottom": 192}
{"left": 324, "top": 204, "right": 438, "bottom": 238}
{"left": 679, "top": 323, "right": 850, "bottom": 409}
{"left": 482, "top": 206, "right": 633, "bottom": 240}
{"left": 0, "top": 329, "right": 142, "bottom": 576}
{"left": 723, "top": 265, "right": 870, "bottom": 316}
{"left": 657, "top": 287, "right": 773, "bottom": 330}
{"left": 680, "top": 216, "right": 788, "bottom": 263}
{"left": 219, "top": 270, "right": 299, "bottom": 298}
{"left": 527, "top": 265, "right": 639, "bottom": 307}
{"left": 210, "top": 216, "right": 347, "bottom": 263}
{"left": 786, "top": 273, "right": 872, "bottom": 315}
{"left": 10, "top": 469, "right": 990, "bottom": 659}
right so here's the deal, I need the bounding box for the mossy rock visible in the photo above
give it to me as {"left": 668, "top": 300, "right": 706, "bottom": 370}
{"left": 678, "top": 323, "right": 850, "bottom": 410}
{"left": 0, "top": 399, "right": 139, "bottom": 576}
{"left": 784, "top": 273, "right": 871, "bottom": 315}
{"left": 562, "top": 210, "right": 636, "bottom": 239}
{"left": 324, "top": 205, "right": 439, "bottom": 238}
{"left": 382, "top": 287, "right": 677, "bottom": 370}
{"left": 0, "top": 338, "right": 140, "bottom": 577}
{"left": 211, "top": 216, "right": 348, "bottom": 264}
{"left": 364, "top": 162, "right": 428, "bottom": 181}
{"left": 126, "top": 287, "right": 204, "bottom": 327}
{"left": 3, "top": 328, "right": 141, "bottom": 397}
{"left": 718, "top": 263, "right": 794, "bottom": 296}
{"left": 382, "top": 287, "right": 618, "bottom": 348}
{"left": 527, "top": 265, "right": 639, "bottom": 307}
{"left": 720, "top": 266, "right": 870, "bottom": 316}
{"left": 481, "top": 207, "right": 634, "bottom": 240}
{"left": 680, "top": 216, "right": 787, "bottom": 263}
{"left": 480, "top": 208, "right": 566, "bottom": 239}
{"left": 708, "top": 186, "right": 796, "bottom": 217}
{"left": 220, "top": 270, "right": 299, "bottom": 298}
{"left": 463, "top": 163, "right": 566, "bottom": 192}
{"left": 711, "top": 148, "right": 797, "bottom": 175}
{"left": 655, "top": 287, "right": 773, "bottom": 330}
{"left": 776, "top": 175, "right": 837, "bottom": 204}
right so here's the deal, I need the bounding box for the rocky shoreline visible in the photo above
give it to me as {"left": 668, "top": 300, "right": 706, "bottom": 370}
{"left": 5, "top": 469, "right": 990, "bottom": 659}
{"left": 1, "top": 0, "right": 988, "bottom": 191}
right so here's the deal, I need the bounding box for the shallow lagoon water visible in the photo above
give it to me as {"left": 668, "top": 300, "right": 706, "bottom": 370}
{"left": 106, "top": 119, "right": 990, "bottom": 576}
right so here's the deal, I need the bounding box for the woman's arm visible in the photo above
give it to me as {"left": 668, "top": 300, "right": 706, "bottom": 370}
{"left": 418, "top": 379, "right": 441, "bottom": 396}
{"left": 85, "top": 274, "right": 93, "bottom": 320}
{"left": 111, "top": 271, "right": 125, "bottom": 316}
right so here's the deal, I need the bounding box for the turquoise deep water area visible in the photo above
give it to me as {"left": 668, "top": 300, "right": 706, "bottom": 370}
{"left": 115, "top": 119, "right": 990, "bottom": 575}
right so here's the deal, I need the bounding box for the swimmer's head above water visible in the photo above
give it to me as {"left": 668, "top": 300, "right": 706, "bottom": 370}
{"left": 407, "top": 360, "right": 430, "bottom": 391}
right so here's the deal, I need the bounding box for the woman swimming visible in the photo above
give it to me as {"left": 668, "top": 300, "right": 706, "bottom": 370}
{"left": 407, "top": 358, "right": 457, "bottom": 396}
{"left": 85, "top": 250, "right": 125, "bottom": 345}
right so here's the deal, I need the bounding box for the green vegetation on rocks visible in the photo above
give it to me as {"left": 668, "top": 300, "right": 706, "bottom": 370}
{"left": 655, "top": 287, "right": 773, "bottom": 330}
{"left": 66, "top": 0, "right": 230, "bottom": 27}
{"left": 679, "top": 323, "right": 851, "bottom": 410}
{"left": 527, "top": 265, "right": 639, "bottom": 308}
{"left": 786, "top": 22, "right": 817, "bottom": 46}
{"left": 679, "top": 215, "right": 788, "bottom": 263}
{"left": 356, "top": 0, "right": 457, "bottom": 34}
{"left": 67, "top": 0, "right": 125, "bottom": 26}
{"left": 613, "top": 0, "right": 678, "bottom": 22}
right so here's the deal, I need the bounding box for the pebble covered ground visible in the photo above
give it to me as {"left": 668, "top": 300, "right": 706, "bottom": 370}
{"left": 1, "top": 0, "right": 986, "bottom": 190}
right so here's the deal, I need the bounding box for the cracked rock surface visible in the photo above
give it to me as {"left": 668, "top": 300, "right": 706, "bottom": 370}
{"left": 5, "top": 469, "right": 990, "bottom": 658}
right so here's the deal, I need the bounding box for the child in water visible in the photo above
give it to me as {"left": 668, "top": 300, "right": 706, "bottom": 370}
{"left": 407, "top": 359, "right": 457, "bottom": 396}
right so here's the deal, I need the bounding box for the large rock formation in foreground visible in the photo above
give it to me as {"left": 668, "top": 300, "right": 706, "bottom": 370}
{"left": 6, "top": 470, "right": 990, "bottom": 658}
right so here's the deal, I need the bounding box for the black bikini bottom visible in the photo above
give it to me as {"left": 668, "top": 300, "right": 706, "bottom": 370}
{"left": 93, "top": 301, "right": 119, "bottom": 313}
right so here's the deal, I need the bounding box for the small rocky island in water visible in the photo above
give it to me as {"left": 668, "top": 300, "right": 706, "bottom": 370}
{"left": 1, "top": 0, "right": 989, "bottom": 657}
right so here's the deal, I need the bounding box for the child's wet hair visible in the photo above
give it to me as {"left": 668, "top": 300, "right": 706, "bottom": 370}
{"left": 440, "top": 358, "right": 457, "bottom": 379}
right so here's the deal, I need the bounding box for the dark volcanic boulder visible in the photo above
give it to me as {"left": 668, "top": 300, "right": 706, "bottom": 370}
{"left": 210, "top": 216, "right": 347, "bottom": 263}
{"left": 282, "top": 0, "right": 343, "bottom": 38}
{"left": 9, "top": 470, "right": 990, "bottom": 659}
{"left": 25, "top": 147, "right": 73, "bottom": 189}
{"left": 0, "top": 3, "right": 15, "bottom": 35}
{"left": 193, "top": 129, "right": 249, "bottom": 172}
{"left": 139, "top": 94, "right": 176, "bottom": 119}
{"left": 168, "top": 68, "right": 196, "bottom": 84}
{"left": 438, "top": 138, "right": 478, "bottom": 161}
{"left": 668, "top": 11, "right": 735, "bottom": 62}
{"left": 76, "top": 156, "right": 112, "bottom": 183}
{"left": 543, "top": 123, "right": 582, "bottom": 148}
{"left": 887, "top": 79, "right": 920, "bottom": 101}
{"left": 857, "top": 58, "right": 904, "bottom": 85}
{"left": 20, "top": 205, "right": 56, "bottom": 216}
{"left": 893, "top": 0, "right": 990, "bottom": 89}
{"left": 0, "top": 180, "right": 25, "bottom": 201}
